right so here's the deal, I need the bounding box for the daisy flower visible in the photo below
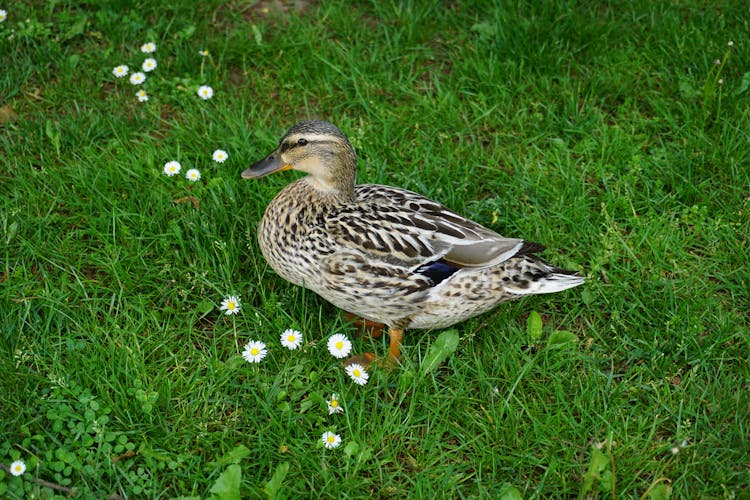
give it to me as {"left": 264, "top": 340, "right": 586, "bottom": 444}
{"left": 112, "top": 65, "right": 129, "bottom": 78}
{"left": 142, "top": 58, "right": 157, "bottom": 72}
{"left": 136, "top": 89, "right": 149, "bottom": 102}
{"left": 321, "top": 431, "right": 342, "bottom": 449}
{"left": 280, "top": 329, "right": 302, "bottom": 350}
{"left": 129, "top": 72, "right": 146, "bottom": 85}
{"left": 220, "top": 295, "right": 241, "bottom": 315}
{"left": 0, "top": 10, "right": 7, "bottom": 23}
{"left": 9, "top": 459, "right": 26, "bottom": 476}
{"left": 346, "top": 363, "right": 369, "bottom": 386}
{"left": 327, "top": 394, "right": 344, "bottom": 415}
{"left": 185, "top": 168, "right": 201, "bottom": 182}
{"left": 242, "top": 340, "right": 267, "bottom": 363}
{"left": 197, "top": 85, "right": 214, "bottom": 100}
{"left": 327, "top": 333, "right": 352, "bottom": 359}
{"left": 212, "top": 149, "right": 228, "bottom": 163}
{"left": 141, "top": 42, "right": 156, "bottom": 53}
{"left": 163, "top": 161, "right": 181, "bottom": 176}
{"left": 199, "top": 49, "right": 209, "bottom": 57}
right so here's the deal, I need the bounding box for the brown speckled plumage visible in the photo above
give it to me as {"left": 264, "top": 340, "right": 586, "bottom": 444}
{"left": 243, "top": 120, "right": 584, "bottom": 357}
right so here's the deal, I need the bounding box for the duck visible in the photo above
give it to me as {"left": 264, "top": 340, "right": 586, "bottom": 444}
{"left": 242, "top": 120, "right": 584, "bottom": 367}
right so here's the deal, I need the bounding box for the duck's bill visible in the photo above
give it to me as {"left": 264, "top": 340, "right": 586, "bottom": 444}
{"left": 241, "top": 153, "right": 291, "bottom": 179}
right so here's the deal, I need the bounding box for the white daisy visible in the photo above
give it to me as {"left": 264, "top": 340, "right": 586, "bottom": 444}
{"left": 327, "top": 333, "right": 352, "bottom": 359}
{"left": 185, "top": 168, "right": 201, "bottom": 182}
{"left": 129, "top": 72, "right": 146, "bottom": 85}
{"left": 280, "top": 329, "right": 302, "bottom": 350}
{"left": 0, "top": 10, "right": 7, "bottom": 23}
{"left": 345, "top": 363, "right": 369, "bottom": 386}
{"left": 112, "top": 65, "right": 129, "bottom": 78}
{"left": 327, "top": 394, "right": 344, "bottom": 415}
{"left": 141, "top": 42, "right": 156, "bottom": 53}
{"left": 199, "top": 49, "right": 209, "bottom": 57}
{"left": 142, "top": 58, "right": 157, "bottom": 72}
{"left": 163, "top": 161, "right": 181, "bottom": 176}
{"left": 212, "top": 149, "right": 228, "bottom": 163}
{"left": 136, "top": 89, "right": 149, "bottom": 102}
{"left": 242, "top": 340, "right": 267, "bottom": 363}
{"left": 197, "top": 85, "right": 214, "bottom": 100}
{"left": 321, "top": 431, "right": 341, "bottom": 449}
{"left": 9, "top": 460, "right": 26, "bottom": 476}
{"left": 220, "top": 295, "right": 241, "bottom": 315}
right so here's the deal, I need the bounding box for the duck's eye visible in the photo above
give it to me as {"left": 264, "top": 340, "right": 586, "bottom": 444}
{"left": 297, "top": 138, "right": 308, "bottom": 146}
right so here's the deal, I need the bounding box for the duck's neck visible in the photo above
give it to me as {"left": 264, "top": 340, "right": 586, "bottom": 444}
{"left": 306, "top": 143, "right": 357, "bottom": 202}
{"left": 302, "top": 153, "right": 357, "bottom": 203}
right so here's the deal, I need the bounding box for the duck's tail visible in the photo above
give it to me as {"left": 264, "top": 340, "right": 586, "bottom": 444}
{"left": 501, "top": 253, "right": 585, "bottom": 296}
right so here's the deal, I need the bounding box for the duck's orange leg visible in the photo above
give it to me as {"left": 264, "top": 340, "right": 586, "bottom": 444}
{"left": 384, "top": 329, "right": 403, "bottom": 367}
{"left": 344, "top": 328, "right": 403, "bottom": 369}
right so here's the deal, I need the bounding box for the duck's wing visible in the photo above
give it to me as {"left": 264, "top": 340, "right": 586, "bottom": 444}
{"left": 323, "top": 184, "right": 540, "bottom": 272}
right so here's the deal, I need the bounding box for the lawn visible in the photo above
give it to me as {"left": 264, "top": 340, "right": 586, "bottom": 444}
{"left": 1, "top": 0, "right": 748, "bottom": 498}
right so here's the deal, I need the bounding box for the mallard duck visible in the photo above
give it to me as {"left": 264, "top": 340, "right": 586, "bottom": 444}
{"left": 242, "top": 120, "right": 583, "bottom": 366}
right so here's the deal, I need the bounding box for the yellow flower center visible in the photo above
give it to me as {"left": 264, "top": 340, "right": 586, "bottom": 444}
{"left": 327, "top": 435, "right": 335, "bottom": 443}
{"left": 331, "top": 400, "right": 338, "bottom": 408}
{"left": 287, "top": 335, "right": 296, "bottom": 342}
{"left": 227, "top": 302, "right": 235, "bottom": 310}
{"left": 352, "top": 369, "right": 361, "bottom": 377}
{"left": 250, "top": 348, "right": 259, "bottom": 355}
{"left": 335, "top": 341, "right": 343, "bottom": 350}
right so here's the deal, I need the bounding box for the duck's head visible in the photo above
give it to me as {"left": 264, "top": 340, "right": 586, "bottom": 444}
{"left": 242, "top": 120, "right": 357, "bottom": 195}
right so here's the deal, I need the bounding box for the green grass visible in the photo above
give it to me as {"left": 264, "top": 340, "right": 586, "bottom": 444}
{"left": 1, "top": 0, "right": 748, "bottom": 497}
